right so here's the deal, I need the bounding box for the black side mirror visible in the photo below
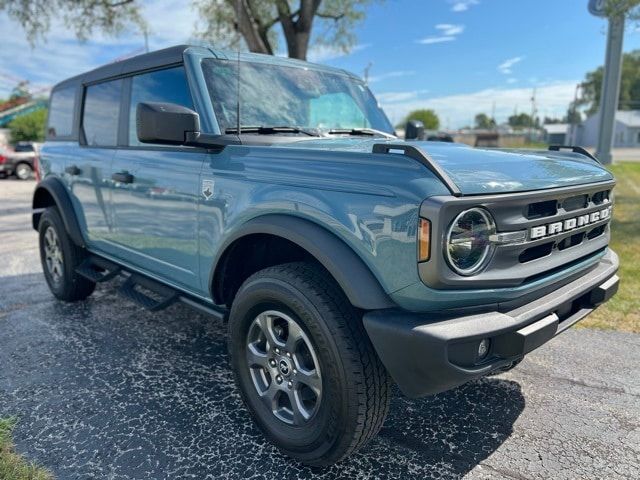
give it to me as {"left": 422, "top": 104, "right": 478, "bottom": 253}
{"left": 405, "top": 120, "right": 425, "bottom": 140}
{"left": 136, "top": 102, "right": 200, "bottom": 145}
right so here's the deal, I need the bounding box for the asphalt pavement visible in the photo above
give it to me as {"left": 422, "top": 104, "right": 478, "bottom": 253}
{"left": 1, "top": 179, "right": 639, "bottom": 480}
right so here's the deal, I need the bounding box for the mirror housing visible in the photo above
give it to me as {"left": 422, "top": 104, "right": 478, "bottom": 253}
{"left": 405, "top": 120, "right": 425, "bottom": 140}
{"left": 136, "top": 102, "right": 200, "bottom": 145}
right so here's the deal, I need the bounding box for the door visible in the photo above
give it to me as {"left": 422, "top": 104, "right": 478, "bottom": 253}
{"left": 70, "top": 79, "right": 122, "bottom": 255}
{"left": 110, "top": 66, "right": 204, "bottom": 290}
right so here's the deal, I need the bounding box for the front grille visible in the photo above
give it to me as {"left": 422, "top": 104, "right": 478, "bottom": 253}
{"left": 562, "top": 194, "right": 588, "bottom": 212}
{"left": 527, "top": 199, "right": 557, "bottom": 219}
{"left": 418, "top": 180, "right": 615, "bottom": 289}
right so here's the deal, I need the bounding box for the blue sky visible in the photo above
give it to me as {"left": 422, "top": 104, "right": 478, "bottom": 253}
{"left": 1, "top": 0, "right": 640, "bottom": 128}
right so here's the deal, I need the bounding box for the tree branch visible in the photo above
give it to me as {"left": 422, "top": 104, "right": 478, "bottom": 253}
{"left": 107, "top": 0, "right": 135, "bottom": 7}
{"left": 316, "top": 11, "right": 346, "bottom": 21}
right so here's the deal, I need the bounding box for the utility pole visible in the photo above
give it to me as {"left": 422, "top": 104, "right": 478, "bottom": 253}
{"left": 491, "top": 101, "right": 496, "bottom": 130}
{"left": 529, "top": 87, "right": 537, "bottom": 141}
{"left": 589, "top": 0, "right": 626, "bottom": 165}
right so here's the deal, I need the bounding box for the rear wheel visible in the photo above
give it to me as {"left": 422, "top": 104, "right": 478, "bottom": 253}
{"left": 15, "top": 162, "right": 32, "bottom": 180}
{"left": 228, "top": 262, "right": 391, "bottom": 466}
{"left": 38, "top": 207, "right": 96, "bottom": 301}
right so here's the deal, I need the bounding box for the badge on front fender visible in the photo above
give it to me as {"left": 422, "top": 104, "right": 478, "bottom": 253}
{"left": 202, "top": 179, "right": 214, "bottom": 200}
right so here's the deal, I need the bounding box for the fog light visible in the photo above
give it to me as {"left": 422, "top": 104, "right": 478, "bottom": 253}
{"left": 477, "top": 338, "right": 490, "bottom": 359}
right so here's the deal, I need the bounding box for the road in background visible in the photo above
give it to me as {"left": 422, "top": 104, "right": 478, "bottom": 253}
{"left": 1, "top": 179, "right": 639, "bottom": 479}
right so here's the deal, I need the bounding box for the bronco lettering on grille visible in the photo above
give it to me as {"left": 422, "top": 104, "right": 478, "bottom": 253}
{"left": 530, "top": 206, "right": 612, "bottom": 240}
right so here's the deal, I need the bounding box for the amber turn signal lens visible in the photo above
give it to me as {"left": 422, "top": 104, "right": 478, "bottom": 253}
{"left": 418, "top": 218, "right": 431, "bottom": 262}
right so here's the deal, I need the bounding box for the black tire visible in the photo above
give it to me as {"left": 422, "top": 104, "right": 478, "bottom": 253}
{"left": 15, "top": 162, "right": 33, "bottom": 180}
{"left": 228, "top": 262, "right": 391, "bottom": 466}
{"left": 38, "top": 207, "right": 96, "bottom": 302}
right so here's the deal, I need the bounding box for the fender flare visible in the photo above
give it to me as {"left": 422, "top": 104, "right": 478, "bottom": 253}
{"left": 210, "top": 214, "right": 395, "bottom": 310}
{"left": 32, "top": 176, "right": 85, "bottom": 247}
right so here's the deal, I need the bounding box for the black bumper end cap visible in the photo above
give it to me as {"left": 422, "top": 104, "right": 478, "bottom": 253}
{"left": 493, "top": 313, "right": 559, "bottom": 358}
{"left": 589, "top": 274, "right": 619, "bottom": 306}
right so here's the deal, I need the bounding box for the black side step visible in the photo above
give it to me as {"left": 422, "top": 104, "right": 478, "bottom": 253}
{"left": 76, "top": 256, "right": 122, "bottom": 283}
{"left": 119, "top": 273, "right": 179, "bottom": 312}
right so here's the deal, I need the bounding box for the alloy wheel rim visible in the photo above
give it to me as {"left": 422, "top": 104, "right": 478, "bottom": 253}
{"left": 44, "top": 226, "right": 63, "bottom": 284}
{"left": 245, "top": 310, "right": 322, "bottom": 426}
{"left": 16, "top": 164, "right": 30, "bottom": 179}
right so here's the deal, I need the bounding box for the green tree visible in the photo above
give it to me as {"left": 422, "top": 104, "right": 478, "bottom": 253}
{"left": 576, "top": 49, "right": 640, "bottom": 115}
{"left": 508, "top": 112, "right": 533, "bottom": 129}
{"left": 195, "top": 0, "right": 378, "bottom": 60}
{"left": 2, "top": 0, "right": 378, "bottom": 61}
{"left": 543, "top": 116, "right": 564, "bottom": 124}
{"left": 474, "top": 113, "right": 496, "bottom": 129}
{"left": 404, "top": 109, "right": 439, "bottom": 130}
{"left": 0, "top": 0, "right": 143, "bottom": 45}
{"left": 8, "top": 108, "right": 47, "bottom": 142}
{"left": 565, "top": 107, "right": 582, "bottom": 124}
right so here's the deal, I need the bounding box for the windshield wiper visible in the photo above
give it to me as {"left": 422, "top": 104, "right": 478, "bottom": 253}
{"left": 225, "top": 126, "right": 320, "bottom": 137}
{"left": 326, "top": 128, "right": 397, "bottom": 139}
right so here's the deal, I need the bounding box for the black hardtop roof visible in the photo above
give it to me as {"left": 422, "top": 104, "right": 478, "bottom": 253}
{"left": 52, "top": 44, "right": 191, "bottom": 91}
{"left": 51, "top": 44, "right": 362, "bottom": 93}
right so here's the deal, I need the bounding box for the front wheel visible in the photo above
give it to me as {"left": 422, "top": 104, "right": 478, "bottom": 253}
{"left": 228, "top": 262, "right": 391, "bottom": 466}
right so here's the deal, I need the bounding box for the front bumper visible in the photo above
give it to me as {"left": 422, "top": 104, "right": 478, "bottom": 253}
{"left": 363, "top": 250, "right": 619, "bottom": 398}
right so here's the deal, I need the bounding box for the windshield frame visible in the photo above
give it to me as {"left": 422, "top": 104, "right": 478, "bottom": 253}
{"left": 199, "top": 56, "right": 394, "bottom": 137}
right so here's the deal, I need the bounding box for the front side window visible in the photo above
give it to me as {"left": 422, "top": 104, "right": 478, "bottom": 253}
{"left": 201, "top": 58, "right": 393, "bottom": 134}
{"left": 128, "top": 67, "right": 193, "bottom": 146}
{"left": 48, "top": 86, "right": 76, "bottom": 138}
{"left": 82, "top": 79, "right": 122, "bottom": 147}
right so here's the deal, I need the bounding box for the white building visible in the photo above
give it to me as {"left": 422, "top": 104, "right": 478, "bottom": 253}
{"left": 543, "top": 123, "right": 569, "bottom": 145}
{"left": 571, "top": 110, "right": 640, "bottom": 147}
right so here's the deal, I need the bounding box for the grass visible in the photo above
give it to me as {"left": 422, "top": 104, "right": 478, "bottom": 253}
{"left": 579, "top": 162, "right": 640, "bottom": 333}
{"left": 0, "top": 418, "right": 52, "bottom": 480}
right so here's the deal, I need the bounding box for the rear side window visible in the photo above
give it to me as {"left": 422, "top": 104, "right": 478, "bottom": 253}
{"left": 47, "top": 86, "right": 76, "bottom": 138}
{"left": 128, "top": 66, "right": 193, "bottom": 146}
{"left": 82, "top": 79, "right": 122, "bottom": 147}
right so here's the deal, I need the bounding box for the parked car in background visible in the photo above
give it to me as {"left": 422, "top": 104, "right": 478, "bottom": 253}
{"left": 0, "top": 141, "right": 39, "bottom": 180}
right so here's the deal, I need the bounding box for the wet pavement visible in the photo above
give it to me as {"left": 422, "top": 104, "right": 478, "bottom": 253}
{"left": 1, "top": 179, "right": 639, "bottom": 479}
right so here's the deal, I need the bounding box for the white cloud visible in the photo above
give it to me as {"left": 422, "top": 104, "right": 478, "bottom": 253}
{"left": 307, "top": 43, "right": 371, "bottom": 62}
{"left": 498, "top": 56, "right": 524, "bottom": 75}
{"left": 376, "top": 81, "right": 578, "bottom": 128}
{"left": 376, "top": 89, "right": 429, "bottom": 103}
{"left": 506, "top": 77, "right": 517, "bottom": 84}
{"left": 435, "top": 24, "right": 465, "bottom": 36}
{"left": 418, "top": 36, "right": 456, "bottom": 44}
{"left": 417, "top": 23, "right": 465, "bottom": 45}
{"left": 368, "top": 70, "right": 416, "bottom": 83}
{"left": 450, "top": 0, "right": 480, "bottom": 12}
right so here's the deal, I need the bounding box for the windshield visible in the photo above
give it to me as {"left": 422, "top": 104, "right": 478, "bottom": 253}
{"left": 201, "top": 58, "right": 394, "bottom": 135}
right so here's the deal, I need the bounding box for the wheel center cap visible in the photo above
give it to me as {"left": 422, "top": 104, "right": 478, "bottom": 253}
{"left": 278, "top": 358, "right": 291, "bottom": 376}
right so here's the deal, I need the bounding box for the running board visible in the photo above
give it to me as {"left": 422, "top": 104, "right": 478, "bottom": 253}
{"left": 76, "top": 256, "right": 122, "bottom": 283}
{"left": 76, "top": 254, "right": 227, "bottom": 318}
{"left": 119, "top": 273, "right": 179, "bottom": 312}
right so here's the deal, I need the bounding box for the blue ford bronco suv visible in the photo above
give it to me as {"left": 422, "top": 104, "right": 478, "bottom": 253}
{"left": 34, "top": 45, "right": 619, "bottom": 466}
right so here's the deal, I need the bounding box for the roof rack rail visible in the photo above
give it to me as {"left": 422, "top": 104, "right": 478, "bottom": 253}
{"left": 548, "top": 145, "right": 600, "bottom": 163}
{"left": 372, "top": 143, "right": 462, "bottom": 197}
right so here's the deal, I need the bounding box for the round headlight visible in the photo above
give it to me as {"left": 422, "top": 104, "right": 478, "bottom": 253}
{"left": 445, "top": 208, "right": 496, "bottom": 276}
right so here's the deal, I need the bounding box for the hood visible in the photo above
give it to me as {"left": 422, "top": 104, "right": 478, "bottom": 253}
{"left": 282, "top": 138, "right": 614, "bottom": 195}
